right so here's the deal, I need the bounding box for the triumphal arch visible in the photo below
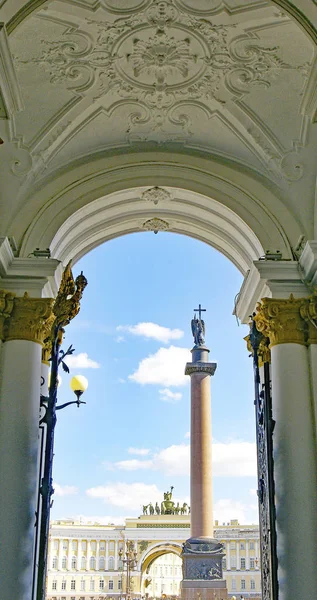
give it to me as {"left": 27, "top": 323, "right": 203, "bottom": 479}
{"left": 1, "top": 2, "right": 317, "bottom": 600}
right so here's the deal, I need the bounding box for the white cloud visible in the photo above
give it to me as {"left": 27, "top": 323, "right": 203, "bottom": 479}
{"left": 214, "top": 498, "right": 259, "bottom": 525}
{"left": 86, "top": 482, "right": 162, "bottom": 511}
{"left": 54, "top": 484, "right": 78, "bottom": 497}
{"left": 72, "top": 515, "right": 128, "bottom": 526}
{"left": 104, "top": 441, "right": 256, "bottom": 478}
{"left": 65, "top": 352, "right": 100, "bottom": 369}
{"left": 115, "top": 459, "right": 154, "bottom": 471}
{"left": 117, "top": 322, "right": 184, "bottom": 344}
{"left": 184, "top": 431, "right": 190, "bottom": 439}
{"left": 129, "top": 346, "right": 191, "bottom": 386}
{"left": 115, "top": 336, "right": 125, "bottom": 343}
{"left": 128, "top": 447, "right": 150, "bottom": 456}
{"left": 159, "top": 388, "right": 182, "bottom": 403}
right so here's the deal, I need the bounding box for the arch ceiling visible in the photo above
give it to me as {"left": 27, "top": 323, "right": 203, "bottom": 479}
{"left": 1, "top": 0, "right": 317, "bottom": 267}
{"left": 139, "top": 542, "right": 182, "bottom": 574}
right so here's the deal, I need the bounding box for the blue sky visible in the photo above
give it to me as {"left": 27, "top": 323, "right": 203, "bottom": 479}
{"left": 51, "top": 232, "right": 258, "bottom": 525}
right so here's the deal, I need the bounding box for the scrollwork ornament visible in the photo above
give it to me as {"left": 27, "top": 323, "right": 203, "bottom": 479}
{"left": 254, "top": 295, "right": 307, "bottom": 347}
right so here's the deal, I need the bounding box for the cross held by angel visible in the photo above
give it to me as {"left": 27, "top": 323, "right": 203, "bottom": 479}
{"left": 191, "top": 304, "right": 206, "bottom": 346}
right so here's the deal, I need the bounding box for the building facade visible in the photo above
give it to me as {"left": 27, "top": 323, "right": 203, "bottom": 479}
{"left": 46, "top": 516, "right": 261, "bottom": 600}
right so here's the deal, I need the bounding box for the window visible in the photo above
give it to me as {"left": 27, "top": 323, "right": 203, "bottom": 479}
{"left": 222, "top": 558, "right": 226, "bottom": 570}
{"left": 80, "top": 579, "right": 85, "bottom": 591}
{"left": 71, "top": 557, "right": 77, "bottom": 569}
{"left": 100, "top": 542, "right": 105, "bottom": 550}
{"left": 119, "top": 542, "right": 124, "bottom": 550}
{"left": 71, "top": 579, "right": 76, "bottom": 591}
{"left": 231, "top": 556, "right": 236, "bottom": 568}
{"left": 118, "top": 579, "right": 122, "bottom": 590}
{"left": 108, "top": 556, "right": 114, "bottom": 570}
{"left": 53, "top": 540, "right": 58, "bottom": 550}
{"left": 52, "top": 557, "right": 58, "bottom": 569}
{"left": 61, "top": 580, "right": 66, "bottom": 590}
{"left": 240, "top": 543, "right": 245, "bottom": 550}
{"left": 62, "top": 540, "right": 68, "bottom": 550}
{"left": 62, "top": 557, "right": 67, "bottom": 569}
{"left": 240, "top": 558, "right": 246, "bottom": 570}
{"left": 250, "top": 558, "right": 255, "bottom": 569}
{"left": 109, "top": 541, "right": 115, "bottom": 550}
{"left": 81, "top": 556, "right": 86, "bottom": 569}
{"left": 230, "top": 542, "right": 235, "bottom": 550}
{"left": 250, "top": 542, "right": 254, "bottom": 550}
{"left": 232, "top": 579, "right": 236, "bottom": 591}
{"left": 72, "top": 540, "right": 77, "bottom": 550}
{"left": 91, "top": 541, "right": 96, "bottom": 551}
{"left": 90, "top": 579, "right": 95, "bottom": 591}
{"left": 99, "top": 557, "right": 105, "bottom": 570}
{"left": 90, "top": 557, "right": 96, "bottom": 570}
{"left": 52, "top": 580, "right": 57, "bottom": 590}
{"left": 241, "top": 579, "right": 246, "bottom": 590}
{"left": 118, "top": 559, "right": 123, "bottom": 569}
{"left": 109, "top": 580, "right": 114, "bottom": 590}
{"left": 251, "top": 579, "right": 255, "bottom": 590}
{"left": 82, "top": 541, "right": 87, "bottom": 550}
{"left": 99, "top": 579, "right": 105, "bottom": 590}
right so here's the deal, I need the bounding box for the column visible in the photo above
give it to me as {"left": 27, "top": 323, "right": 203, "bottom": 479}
{"left": 67, "top": 541, "right": 72, "bottom": 571}
{"left": 186, "top": 345, "right": 216, "bottom": 539}
{"left": 0, "top": 293, "right": 54, "bottom": 600}
{"left": 226, "top": 543, "right": 231, "bottom": 570}
{"left": 255, "top": 296, "right": 317, "bottom": 600}
{"left": 236, "top": 543, "right": 240, "bottom": 570}
{"left": 114, "top": 540, "right": 118, "bottom": 570}
{"left": 87, "top": 539, "right": 91, "bottom": 571}
{"left": 245, "top": 541, "right": 249, "bottom": 570}
{"left": 301, "top": 295, "right": 317, "bottom": 446}
{"left": 182, "top": 311, "right": 227, "bottom": 600}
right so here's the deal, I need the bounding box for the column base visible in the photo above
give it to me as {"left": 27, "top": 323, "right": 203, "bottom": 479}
{"left": 181, "top": 579, "right": 228, "bottom": 600}
{"left": 181, "top": 538, "right": 228, "bottom": 600}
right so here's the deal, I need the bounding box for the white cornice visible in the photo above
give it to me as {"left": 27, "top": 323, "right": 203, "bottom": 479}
{"left": 0, "top": 23, "right": 23, "bottom": 115}
{"left": 0, "top": 236, "right": 62, "bottom": 297}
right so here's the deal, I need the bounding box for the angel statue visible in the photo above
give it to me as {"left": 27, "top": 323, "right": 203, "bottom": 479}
{"left": 191, "top": 305, "right": 206, "bottom": 346}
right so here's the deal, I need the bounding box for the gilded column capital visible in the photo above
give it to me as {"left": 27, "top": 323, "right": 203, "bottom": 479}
{"left": 4, "top": 292, "right": 55, "bottom": 345}
{"left": 0, "top": 290, "right": 15, "bottom": 341}
{"left": 300, "top": 293, "right": 317, "bottom": 344}
{"left": 254, "top": 295, "right": 307, "bottom": 347}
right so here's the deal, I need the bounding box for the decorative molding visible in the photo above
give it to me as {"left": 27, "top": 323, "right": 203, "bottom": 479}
{"left": 18, "top": 0, "right": 307, "bottom": 155}
{"left": 141, "top": 186, "right": 171, "bottom": 204}
{"left": 0, "top": 24, "right": 24, "bottom": 115}
{"left": 3, "top": 292, "right": 55, "bottom": 345}
{"left": 185, "top": 362, "right": 217, "bottom": 376}
{"left": 142, "top": 217, "right": 169, "bottom": 233}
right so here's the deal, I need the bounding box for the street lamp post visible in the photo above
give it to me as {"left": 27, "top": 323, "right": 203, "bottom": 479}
{"left": 119, "top": 541, "right": 138, "bottom": 600}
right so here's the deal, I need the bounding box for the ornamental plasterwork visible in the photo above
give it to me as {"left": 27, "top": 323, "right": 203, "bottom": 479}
{"left": 19, "top": 0, "right": 308, "bottom": 164}
{"left": 142, "top": 217, "right": 170, "bottom": 233}
{"left": 141, "top": 186, "right": 171, "bottom": 204}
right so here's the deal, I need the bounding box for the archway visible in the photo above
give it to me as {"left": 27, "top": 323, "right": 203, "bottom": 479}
{"left": 140, "top": 543, "right": 183, "bottom": 599}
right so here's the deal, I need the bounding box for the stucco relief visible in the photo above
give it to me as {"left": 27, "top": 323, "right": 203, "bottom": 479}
{"left": 18, "top": 0, "right": 304, "bottom": 145}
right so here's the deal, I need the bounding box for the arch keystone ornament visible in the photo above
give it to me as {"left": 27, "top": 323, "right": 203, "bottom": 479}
{"left": 142, "top": 217, "right": 169, "bottom": 233}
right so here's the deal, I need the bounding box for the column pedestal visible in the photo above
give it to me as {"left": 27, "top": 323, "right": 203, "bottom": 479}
{"left": 181, "top": 538, "right": 228, "bottom": 600}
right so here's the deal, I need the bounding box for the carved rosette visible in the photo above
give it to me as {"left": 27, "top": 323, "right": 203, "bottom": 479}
{"left": 254, "top": 295, "right": 307, "bottom": 347}
{"left": 4, "top": 292, "right": 55, "bottom": 345}
{"left": 0, "top": 290, "right": 15, "bottom": 341}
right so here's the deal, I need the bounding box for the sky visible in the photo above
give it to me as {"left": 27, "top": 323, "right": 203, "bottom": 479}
{"left": 50, "top": 231, "right": 258, "bottom": 526}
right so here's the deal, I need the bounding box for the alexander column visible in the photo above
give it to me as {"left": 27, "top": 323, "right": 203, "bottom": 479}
{"left": 181, "top": 306, "right": 228, "bottom": 600}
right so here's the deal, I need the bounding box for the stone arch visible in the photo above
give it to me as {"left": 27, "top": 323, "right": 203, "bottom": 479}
{"left": 139, "top": 542, "right": 183, "bottom": 596}
{"left": 15, "top": 152, "right": 301, "bottom": 275}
